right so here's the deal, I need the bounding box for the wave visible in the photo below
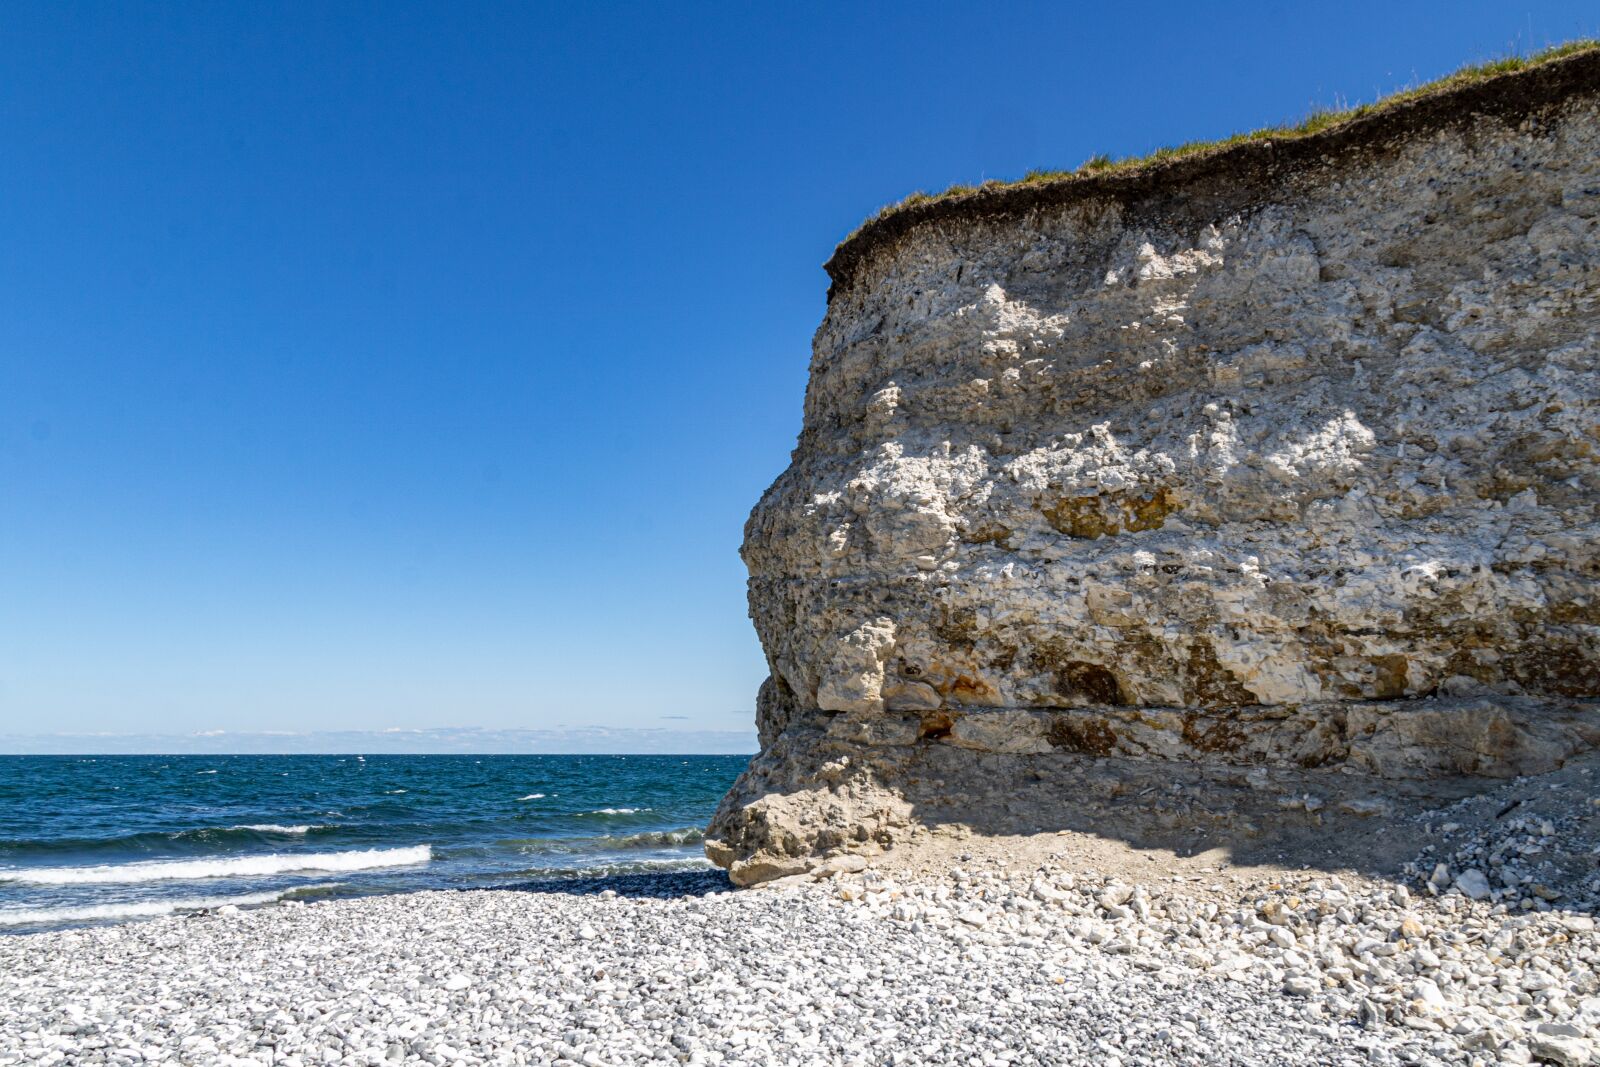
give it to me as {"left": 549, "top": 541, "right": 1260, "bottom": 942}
{"left": 585, "top": 807, "right": 650, "bottom": 815}
{"left": 517, "top": 793, "right": 546, "bottom": 801}
{"left": 590, "top": 856, "right": 711, "bottom": 872}
{"left": 499, "top": 827, "right": 704, "bottom": 852}
{"left": 598, "top": 827, "right": 704, "bottom": 848}
{"left": 1, "top": 823, "right": 329, "bottom": 855}
{"left": 499, "top": 856, "right": 715, "bottom": 882}
{"left": 0, "top": 845, "right": 432, "bottom": 885}
{"left": 0, "top": 885, "right": 334, "bottom": 928}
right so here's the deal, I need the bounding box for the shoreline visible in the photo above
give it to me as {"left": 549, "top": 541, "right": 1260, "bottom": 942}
{"left": 0, "top": 753, "right": 741, "bottom": 937}
{"left": 4, "top": 769, "right": 1596, "bottom": 1067}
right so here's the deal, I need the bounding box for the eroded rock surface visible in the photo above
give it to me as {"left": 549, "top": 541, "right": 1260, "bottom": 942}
{"left": 709, "top": 54, "right": 1600, "bottom": 886}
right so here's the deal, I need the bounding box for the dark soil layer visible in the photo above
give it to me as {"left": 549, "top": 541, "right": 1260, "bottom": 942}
{"left": 825, "top": 46, "right": 1600, "bottom": 302}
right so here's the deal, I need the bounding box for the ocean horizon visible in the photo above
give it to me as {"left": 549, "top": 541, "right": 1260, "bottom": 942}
{"left": 0, "top": 753, "right": 748, "bottom": 932}
{"left": 0, "top": 726, "right": 759, "bottom": 756}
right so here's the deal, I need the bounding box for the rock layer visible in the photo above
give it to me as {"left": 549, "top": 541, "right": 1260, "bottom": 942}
{"left": 708, "top": 52, "right": 1600, "bottom": 886}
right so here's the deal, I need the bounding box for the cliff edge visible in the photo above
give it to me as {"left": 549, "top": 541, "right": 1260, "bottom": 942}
{"left": 708, "top": 49, "right": 1600, "bottom": 886}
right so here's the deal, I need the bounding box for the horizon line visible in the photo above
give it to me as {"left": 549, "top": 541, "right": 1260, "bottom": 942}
{"left": 0, "top": 750, "right": 756, "bottom": 757}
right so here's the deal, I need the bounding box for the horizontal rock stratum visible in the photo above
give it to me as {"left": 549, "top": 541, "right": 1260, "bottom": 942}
{"left": 707, "top": 49, "right": 1600, "bottom": 886}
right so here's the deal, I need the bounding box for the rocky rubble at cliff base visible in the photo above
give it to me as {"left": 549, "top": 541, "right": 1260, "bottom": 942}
{"left": 705, "top": 705, "right": 1599, "bottom": 889}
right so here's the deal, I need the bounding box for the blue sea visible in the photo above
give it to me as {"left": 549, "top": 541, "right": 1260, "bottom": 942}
{"left": 0, "top": 754, "right": 748, "bottom": 932}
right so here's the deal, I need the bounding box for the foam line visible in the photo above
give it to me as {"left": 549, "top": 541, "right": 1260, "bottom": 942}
{"left": 0, "top": 845, "right": 431, "bottom": 885}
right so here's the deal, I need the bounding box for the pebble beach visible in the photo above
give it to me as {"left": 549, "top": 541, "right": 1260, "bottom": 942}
{"left": 6, "top": 757, "right": 1598, "bottom": 1066}
{"left": 4, "top": 819, "right": 1596, "bottom": 1067}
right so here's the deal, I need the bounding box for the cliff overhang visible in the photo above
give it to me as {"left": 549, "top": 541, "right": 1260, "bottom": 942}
{"left": 827, "top": 45, "right": 1600, "bottom": 302}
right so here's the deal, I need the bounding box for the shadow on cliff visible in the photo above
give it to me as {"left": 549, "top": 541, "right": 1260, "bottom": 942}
{"left": 720, "top": 731, "right": 1600, "bottom": 912}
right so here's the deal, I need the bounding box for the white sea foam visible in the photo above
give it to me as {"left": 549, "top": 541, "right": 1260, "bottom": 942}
{"left": 556, "top": 856, "right": 713, "bottom": 877}
{"left": 0, "top": 886, "right": 329, "bottom": 927}
{"left": 386, "top": 789, "right": 407, "bottom": 795}
{"left": 517, "top": 793, "right": 546, "bottom": 801}
{"left": 0, "top": 846, "right": 432, "bottom": 885}
{"left": 168, "top": 824, "right": 321, "bottom": 840}
{"left": 605, "top": 827, "right": 705, "bottom": 848}
{"left": 589, "top": 808, "right": 649, "bottom": 815}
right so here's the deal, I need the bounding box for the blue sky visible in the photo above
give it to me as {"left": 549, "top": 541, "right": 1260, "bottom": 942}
{"left": 1, "top": 2, "right": 1593, "bottom": 748}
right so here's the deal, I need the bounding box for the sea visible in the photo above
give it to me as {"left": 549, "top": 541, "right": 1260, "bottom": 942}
{"left": 0, "top": 754, "right": 749, "bottom": 932}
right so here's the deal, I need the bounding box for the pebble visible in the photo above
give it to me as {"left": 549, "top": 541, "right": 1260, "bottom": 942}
{"left": 1453, "top": 869, "right": 1492, "bottom": 900}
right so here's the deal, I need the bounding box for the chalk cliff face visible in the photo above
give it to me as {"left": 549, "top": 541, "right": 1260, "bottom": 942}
{"left": 708, "top": 55, "right": 1600, "bottom": 885}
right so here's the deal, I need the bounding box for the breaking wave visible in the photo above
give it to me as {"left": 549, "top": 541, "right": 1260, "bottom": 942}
{"left": 0, "top": 846, "right": 432, "bottom": 885}
{"left": 600, "top": 827, "right": 704, "bottom": 848}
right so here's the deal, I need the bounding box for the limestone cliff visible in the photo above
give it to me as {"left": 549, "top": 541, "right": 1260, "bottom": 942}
{"left": 707, "top": 51, "right": 1600, "bottom": 886}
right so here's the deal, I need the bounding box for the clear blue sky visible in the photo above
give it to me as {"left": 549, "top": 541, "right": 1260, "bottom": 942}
{"left": 1, "top": 2, "right": 1593, "bottom": 744}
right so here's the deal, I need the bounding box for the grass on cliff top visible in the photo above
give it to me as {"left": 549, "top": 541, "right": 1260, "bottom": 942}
{"left": 853, "top": 39, "right": 1598, "bottom": 237}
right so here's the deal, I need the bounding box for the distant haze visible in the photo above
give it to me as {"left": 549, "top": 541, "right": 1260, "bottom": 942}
{"left": 0, "top": 727, "right": 757, "bottom": 756}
